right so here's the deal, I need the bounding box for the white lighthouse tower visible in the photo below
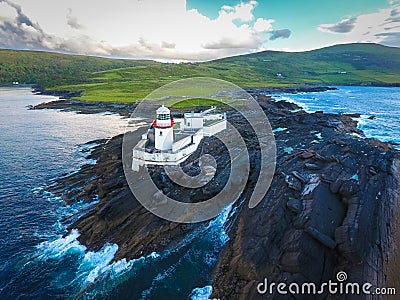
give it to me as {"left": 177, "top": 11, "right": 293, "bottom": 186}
{"left": 154, "top": 105, "right": 174, "bottom": 151}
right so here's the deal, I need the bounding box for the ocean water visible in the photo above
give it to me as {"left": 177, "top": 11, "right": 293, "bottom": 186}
{"left": 0, "top": 87, "right": 231, "bottom": 299}
{"left": 271, "top": 86, "right": 400, "bottom": 146}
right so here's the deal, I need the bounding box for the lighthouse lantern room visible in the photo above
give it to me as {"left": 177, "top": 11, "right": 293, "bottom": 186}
{"left": 154, "top": 105, "right": 174, "bottom": 151}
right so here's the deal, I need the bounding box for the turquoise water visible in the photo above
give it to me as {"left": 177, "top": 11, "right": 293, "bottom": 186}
{"left": 271, "top": 86, "right": 400, "bottom": 146}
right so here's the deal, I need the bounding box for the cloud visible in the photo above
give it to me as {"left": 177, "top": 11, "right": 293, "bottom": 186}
{"left": 387, "top": 7, "right": 400, "bottom": 22}
{"left": 316, "top": 6, "right": 400, "bottom": 48}
{"left": 253, "top": 18, "right": 274, "bottom": 32}
{"left": 269, "top": 29, "right": 291, "bottom": 40}
{"left": 0, "top": 0, "right": 292, "bottom": 61}
{"left": 375, "top": 31, "right": 400, "bottom": 45}
{"left": 66, "top": 8, "right": 82, "bottom": 30}
{"left": 318, "top": 17, "right": 357, "bottom": 34}
{"left": 161, "top": 41, "right": 176, "bottom": 49}
{"left": 219, "top": 1, "right": 258, "bottom": 22}
{"left": 0, "top": 0, "right": 59, "bottom": 50}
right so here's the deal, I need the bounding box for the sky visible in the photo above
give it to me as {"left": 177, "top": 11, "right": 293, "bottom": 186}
{"left": 0, "top": 0, "right": 399, "bottom": 61}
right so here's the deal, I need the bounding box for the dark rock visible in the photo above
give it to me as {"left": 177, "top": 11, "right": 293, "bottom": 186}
{"left": 304, "top": 162, "right": 322, "bottom": 170}
{"left": 284, "top": 174, "right": 302, "bottom": 191}
{"left": 247, "top": 86, "right": 338, "bottom": 95}
{"left": 287, "top": 198, "right": 303, "bottom": 214}
{"left": 305, "top": 226, "right": 337, "bottom": 249}
{"left": 211, "top": 98, "right": 399, "bottom": 299}
{"left": 291, "top": 171, "right": 307, "bottom": 183}
{"left": 344, "top": 113, "right": 361, "bottom": 118}
{"left": 314, "top": 153, "right": 329, "bottom": 161}
{"left": 330, "top": 155, "right": 340, "bottom": 163}
{"left": 330, "top": 178, "right": 344, "bottom": 194}
{"left": 299, "top": 150, "right": 315, "bottom": 159}
{"left": 338, "top": 179, "right": 360, "bottom": 198}
{"left": 369, "top": 166, "right": 378, "bottom": 175}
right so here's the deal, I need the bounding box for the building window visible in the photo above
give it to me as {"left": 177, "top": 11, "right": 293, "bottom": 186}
{"left": 159, "top": 131, "right": 163, "bottom": 136}
{"left": 157, "top": 114, "right": 170, "bottom": 120}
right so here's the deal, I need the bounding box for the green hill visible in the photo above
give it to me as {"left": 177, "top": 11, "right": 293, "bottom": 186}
{"left": 1, "top": 43, "right": 399, "bottom": 102}
{"left": 0, "top": 49, "right": 157, "bottom": 87}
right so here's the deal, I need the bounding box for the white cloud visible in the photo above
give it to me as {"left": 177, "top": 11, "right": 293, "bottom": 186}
{"left": 66, "top": 8, "right": 82, "bottom": 30}
{"left": 253, "top": 18, "right": 274, "bottom": 32}
{"left": 0, "top": 0, "right": 292, "bottom": 61}
{"left": 317, "top": 6, "right": 400, "bottom": 47}
{"left": 219, "top": 1, "right": 257, "bottom": 22}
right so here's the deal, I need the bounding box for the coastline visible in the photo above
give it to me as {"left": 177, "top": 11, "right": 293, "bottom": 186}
{"left": 34, "top": 92, "right": 400, "bottom": 298}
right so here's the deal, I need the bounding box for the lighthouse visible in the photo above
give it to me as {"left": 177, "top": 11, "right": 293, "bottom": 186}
{"left": 132, "top": 105, "right": 226, "bottom": 170}
{"left": 154, "top": 105, "right": 174, "bottom": 151}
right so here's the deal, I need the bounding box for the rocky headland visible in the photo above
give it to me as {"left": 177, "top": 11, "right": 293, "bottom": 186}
{"left": 38, "top": 93, "right": 399, "bottom": 299}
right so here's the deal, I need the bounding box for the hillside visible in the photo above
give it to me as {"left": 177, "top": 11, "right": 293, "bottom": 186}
{"left": 0, "top": 49, "right": 156, "bottom": 87}
{"left": 1, "top": 43, "right": 399, "bottom": 102}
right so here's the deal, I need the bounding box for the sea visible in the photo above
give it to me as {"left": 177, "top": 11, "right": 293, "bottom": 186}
{"left": 0, "top": 85, "right": 399, "bottom": 299}
{"left": 270, "top": 86, "right": 400, "bottom": 147}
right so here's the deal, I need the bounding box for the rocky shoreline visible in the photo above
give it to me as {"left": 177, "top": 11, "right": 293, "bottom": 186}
{"left": 245, "top": 85, "right": 338, "bottom": 94}
{"left": 39, "top": 94, "right": 399, "bottom": 299}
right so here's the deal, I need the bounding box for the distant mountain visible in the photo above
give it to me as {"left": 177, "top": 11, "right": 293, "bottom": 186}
{"left": 208, "top": 43, "right": 400, "bottom": 86}
{"left": 1, "top": 43, "right": 399, "bottom": 102}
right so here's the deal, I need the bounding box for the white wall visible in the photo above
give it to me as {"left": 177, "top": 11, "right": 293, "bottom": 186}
{"left": 185, "top": 117, "right": 203, "bottom": 129}
{"left": 203, "top": 120, "right": 226, "bottom": 136}
{"left": 133, "top": 143, "right": 200, "bottom": 166}
{"left": 172, "top": 135, "right": 192, "bottom": 152}
{"left": 172, "top": 129, "right": 203, "bottom": 152}
{"left": 203, "top": 113, "right": 223, "bottom": 121}
{"left": 155, "top": 127, "right": 174, "bottom": 150}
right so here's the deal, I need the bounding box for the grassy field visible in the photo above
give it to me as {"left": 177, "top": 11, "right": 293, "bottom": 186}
{"left": 171, "top": 98, "right": 224, "bottom": 108}
{"left": 1, "top": 43, "right": 399, "bottom": 102}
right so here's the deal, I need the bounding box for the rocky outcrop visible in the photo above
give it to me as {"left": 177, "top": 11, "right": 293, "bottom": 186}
{"left": 31, "top": 99, "right": 135, "bottom": 116}
{"left": 246, "top": 85, "right": 338, "bottom": 94}
{"left": 211, "top": 95, "right": 400, "bottom": 299}
{"left": 32, "top": 86, "right": 83, "bottom": 99}
{"left": 44, "top": 94, "right": 399, "bottom": 299}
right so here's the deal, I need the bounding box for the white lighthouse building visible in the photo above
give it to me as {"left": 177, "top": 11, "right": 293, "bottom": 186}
{"left": 132, "top": 105, "right": 227, "bottom": 171}
{"left": 154, "top": 105, "right": 174, "bottom": 151}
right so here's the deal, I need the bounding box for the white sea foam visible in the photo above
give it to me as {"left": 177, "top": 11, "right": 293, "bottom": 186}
{"left": 204, "top": 202, "right": 234, "bottom": 244}
{"left": 271, "top": 95, "right": 311, "bottom": 112}
{"left": 57, "top": 199, "right": 99, "bottom": 217}
{"left": 81, "top": 247, "right": 162, "bottom": 284}
{"left": 36, "top": 229, "right": 86, "bottom": 259}
{"left": 76, "top": 141, "right": 100, "bottom": 154}
{"left": 81, "top": 243, "right": 119, "bottom": 283}
{"left": 84, "top": 158, "right": 97, "bottom": 165}
{"left": 189, "top": 285, "right": 216, "bottom": 300}
{"left": 41, "top": 190, "right": 63, "bottom": 203}
{"left": 272, "top": 127, "right": 288, "bottom": 133}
